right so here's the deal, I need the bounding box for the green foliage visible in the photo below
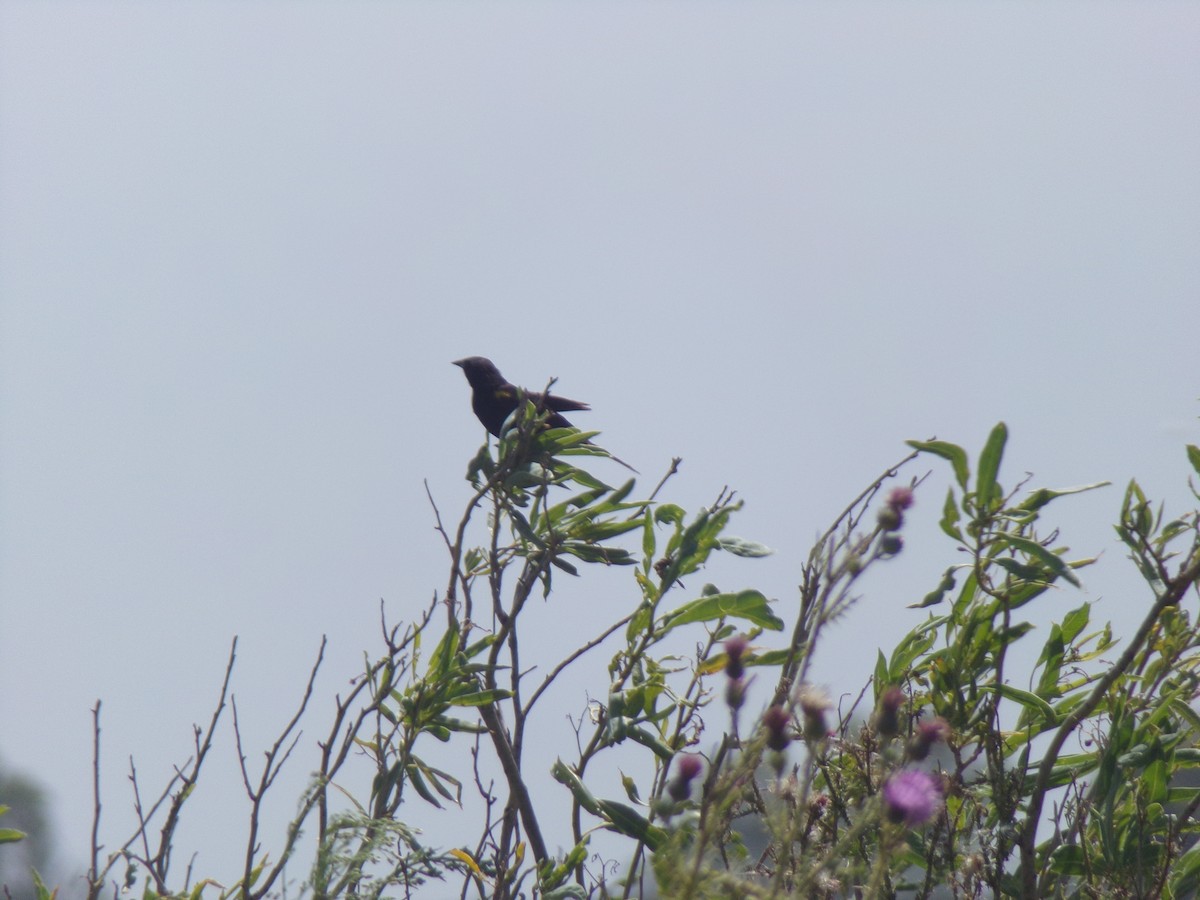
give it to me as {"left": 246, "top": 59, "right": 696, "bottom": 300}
{"left": 53, "top": 420, "right": 1200, "bottom": 900}
{"left": 0, "top": 805, "right": 26, "bottom": 845}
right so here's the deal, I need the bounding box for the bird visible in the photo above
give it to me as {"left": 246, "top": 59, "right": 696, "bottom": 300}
{"left": 453, "top": 356, "right": 637, "bottom": 472}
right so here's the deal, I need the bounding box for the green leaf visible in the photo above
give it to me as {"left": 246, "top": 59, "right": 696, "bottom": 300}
{"left": 31, "top": 870, "right": 55, "bottom": 900}
{"left": 1048, "top": 844, "right": 1087, "bottom": 876}
{"left": 999, "top": 578, "right": 1052, "bottom": 611}
{"left": 1060, "top": 603, "right": 1090, "bottom": 643}
{"left": 951, "top": 569, "right": 979, "bottom": 616}
{"left": 620, "top": 771, "right": 642, "bottom": 804}
{"left": 431, "top": 715, "right": 487, "bottom": 734}
{"left": 461, "top": 633, "right": 498, "bottom": 659}
{"left": 427, "top": 622, "right": 460, "bottom": 677}
{"left": 975, "top": 422, "right": 1008, "bottom": 509}
{"left": 912, "top": 567, "right": 957, "bottom": 609}
{"left": 409, "top": 756, "right": 463, "bottom": 805}
{"left": 1034, "top": 626, "right": 1065, "bottom": 696}
{"left": 1041, "top": 754, "right": 1101, "bottom": 788}
{"left": 874, "top": 650, "right": 888, "bottom": 690}
{"left": 1019, "top": 481, "right": 1110, "bottom": 513}
{"left": 596, "top": 799, "right": 667, "bottom": 851}
{"left": 998, "top": 624, "right": 1036, "bottom": 643}
{"left": 939, "top": 488, "right": 964, "bottom": 542}
{"left": 546, "top": 487, "right": 610, "bottom": 524}
{"left": 540, "top": 838, "right": 591, "bottom": 893}
{"left": 561, "top": 542, "right": 636, "bottom": 566}
{"left": 1172, "top": 699, "right": 1200, "bottom": 737}
{"left": 510, "top": 509, "right": 546, "bottom": 546}
{"left": 664, "top": 510, "right": 718, "bottom": 582}
{"left": 552, "top": 759, "right": 602, "bottom": 816}
{"left": 406, "top": 763, "right": 444, "bottom": 808}
{"left": 543, "top": 885, "right": 588, "bottom": 900}
{"left": 603, "top": 477, "right": 637, "bottom": 508}
{"left": 998, "top": 534, "right": 1082, "bottom": 587}
{"left": 0, "top": 828, "right": 25, "bottom": 844}
{"left": 1170, "top": 844, "right": 1200, "bottom": 897}
{"left": 448, "top": 688, "right": 512, "bottom": 707}
{"left": 563, "top": 465, "right": 611, "bottom": 492}
{"left": 549, "top": 556, "right": 579, "bottom": 576}
{"left": 980, "top": 682, "right": 1057, "bottom": 725}
{"left": 641, "top": 510, "right": 656, "bottom": 572}
{"left": 1142, "top": 755, "right": 1169, "bottom": 803}
{"left": 994, "top": 557, "right": 1045, "bottom": 582}
{"left": 654, "top": 504, "right": 685, "bottom": 525}
{"left": 744, "top": 647, "right": 795, "bottom": 668}
{"left": 661, "top": 590, "right": 784, "bottom": 632}
{"left": 570, "top": 520, "right": 644, "bottom": 542}
{"left": 623, "top": 724, "right": 675, "bottom": 760}
{"left": 626, "top": 602, "right": 653, "bottom": 643}
{"left": 908, "top": 439, "right": 970, "bottom": 489}
{"left": 543, "top": 426, "right": 600, "bottom": 449}
{"left": 716, "top": 536, "right": 773, "bottom": 557}
{"left": 888, "top": 623, "right": 938, "bottom": 676}
{"left": 1187, "top": 444, "right": 1200, "bottom": 477}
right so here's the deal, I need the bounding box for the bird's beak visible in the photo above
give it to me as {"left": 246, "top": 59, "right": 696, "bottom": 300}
{"left": 452, "top": 359, "right": 466, "bottom": 368}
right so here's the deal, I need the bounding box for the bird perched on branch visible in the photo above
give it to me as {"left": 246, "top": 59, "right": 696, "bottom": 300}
{"left": 453, "top": 356, "right": 637, "bottom": 472}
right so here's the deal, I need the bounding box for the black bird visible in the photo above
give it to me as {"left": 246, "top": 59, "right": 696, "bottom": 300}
{"left": 453, "top": 356, "right": 636, "bottom": 472}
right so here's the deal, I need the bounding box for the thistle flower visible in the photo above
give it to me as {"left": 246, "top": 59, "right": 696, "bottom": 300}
{"left": 724, "top": 635, "right": 749, "bottom": 710}
{"left": 667, "top": 754, "right": 704, "bottom": 802}
{"left": 908, "top": 717, "right": 952, "bottom": 761}
{"left": 874, "top": 685, "right": 906, "bottom": 739}
{"left": 882, "top": 770, "right": 943, "bottom": 827}
{"left": 724, "top": 635, "right": 748, "bottom": 680}
{"left": 797, "top": 684, "right": 832, "bottom": 744}
{"left": 877, "top": 487, "right": 914, "bottom": 531}
{"left": 762, "top": 705, "right": 792, "bottom": 752}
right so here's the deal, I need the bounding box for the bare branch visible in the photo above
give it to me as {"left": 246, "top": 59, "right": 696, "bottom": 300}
{"left": 87, "top": 701, "right": 103, "bottom": 900}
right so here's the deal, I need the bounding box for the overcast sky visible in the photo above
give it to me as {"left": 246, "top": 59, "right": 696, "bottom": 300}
{"left": 2, "top": 2, "right": 1199, "bottom": 892}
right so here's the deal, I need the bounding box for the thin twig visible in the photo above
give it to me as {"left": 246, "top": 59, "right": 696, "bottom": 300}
{"left": 240, "top": 636, "right": 327, "bottom": 900}
{"left": 88, "top": 701, "right": 103, "bottom": 900}
{"left": 522, "top": 613, "right": 635, "bottom": 718}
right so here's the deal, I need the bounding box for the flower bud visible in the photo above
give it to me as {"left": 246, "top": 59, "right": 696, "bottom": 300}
{"left": 725, "top": 677, "right": 746, "bottom": 711}
{"left": 667, "top": 754, "right": 704, "bottom": 802}
{"left": 874, "top": 686, "right": 905, "bottom": 739}
{"left": 908, "top": 717, "right": 952, "bottom": 761}
{"left": 762, "top": 705, "right": 792, "bottom": 752}
{"left": 797, "top": 685, "right": 832, "bottom": 745}
{"left": 876, "top": 506, "right": 903, "bottom": 531}
{"left": 724, "top": 635, "right": 748, "bottom": 680}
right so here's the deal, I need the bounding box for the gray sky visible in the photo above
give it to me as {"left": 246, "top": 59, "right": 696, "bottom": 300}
{"left": 2, "top": 2, "right": 1199, "bottom": 890}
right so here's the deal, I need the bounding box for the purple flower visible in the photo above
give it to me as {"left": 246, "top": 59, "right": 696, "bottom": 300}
{"left": 762, "top": 705, "right": 792, "bottom": 752}
{"left": 882, "top": 770, "right": 943, "bottom": 827}
{"left": 878, "top": 486, "right": 914, "bottom": 531}
{"left": 676, "top": 753, "right": 704, "bottom": 781}
{"left": 667, "top": 754, "right": 704, "bottom": 802}
{"left": 908, "top": 717, "right": 952, "bottom": 761}
{"left": 887, "top": 486, "right": 915, "bottom": 511}
{"left": 724, "top": 635, "right": 749, "bottom": 680}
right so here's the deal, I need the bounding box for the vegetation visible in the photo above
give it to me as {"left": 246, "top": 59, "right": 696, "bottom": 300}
{"left": 7, "top": 409, "right": 1200, "bottom": 899}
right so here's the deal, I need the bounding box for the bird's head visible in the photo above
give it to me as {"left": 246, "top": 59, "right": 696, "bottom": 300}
{"left": 453, "top": 356, "right": 505, "bottom": 389}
